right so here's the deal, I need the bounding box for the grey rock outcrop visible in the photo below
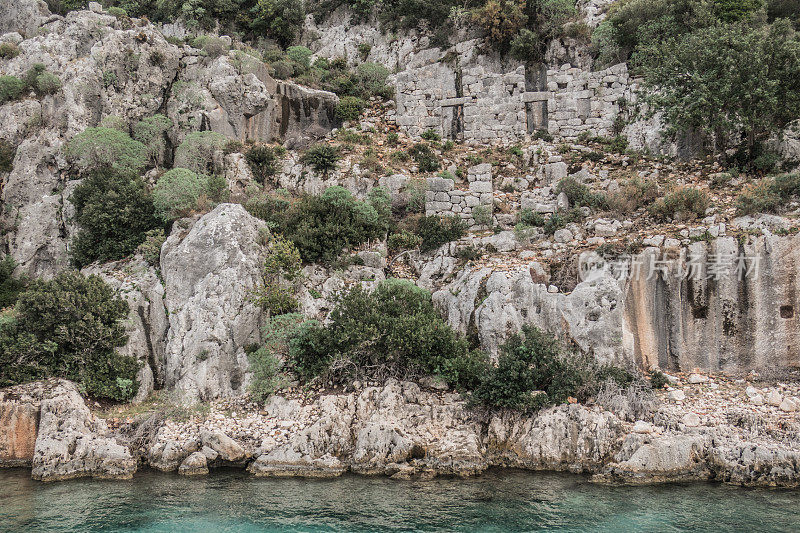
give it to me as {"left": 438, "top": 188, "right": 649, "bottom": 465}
{"left": 161, "top": 204, "right": 267, "bottom": 402}
{"left": 0, "top": 0, "right": 49, "bottom": 38}
{"left": 0, "top": 380, "right": 136, "bottom": 481}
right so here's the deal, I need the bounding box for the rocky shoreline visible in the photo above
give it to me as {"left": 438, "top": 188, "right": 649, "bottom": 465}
{"left": 2, "top": 375, "right": 799, "bottom": 488}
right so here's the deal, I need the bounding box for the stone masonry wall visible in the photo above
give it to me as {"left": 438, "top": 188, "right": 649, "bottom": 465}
{"left": 392, "top": 40, "right": 635, "bottom": 144}
{"left": 426, "top": 163, "right": 493, "bottom": 228}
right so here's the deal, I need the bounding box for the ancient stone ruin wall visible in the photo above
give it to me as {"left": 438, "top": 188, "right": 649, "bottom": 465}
{"left": 425, "top": 163, "right": 493, "bottom": 228}
{"left": 392, "top": 39, "right": 634, "bottom": 144}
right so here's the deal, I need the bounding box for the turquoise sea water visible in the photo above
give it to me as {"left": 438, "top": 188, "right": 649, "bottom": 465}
{"left": 1, "top": 468, "right": 799, "bottom": 532}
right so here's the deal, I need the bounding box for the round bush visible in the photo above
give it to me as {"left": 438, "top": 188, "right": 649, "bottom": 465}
{"left": 64, "top": 127, "right": 147, "bottom": 177}
{"left": 173, "top": 131, "right": 227, "bottom": 174}
{"left": 335, "top": 96, "right": 366, "bottom": 121}
{"left": 152, "top": 168, "right": 205, "bottom": 221}
{"left": 0, "top": 76, "right": 25, "bottom": 105}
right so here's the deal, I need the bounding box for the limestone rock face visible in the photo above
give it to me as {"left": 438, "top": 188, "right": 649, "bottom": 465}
{"left": 0, "top": 0, "right": 49, "bottom": 38}
{"left": 0, "top": 380, "right": 137, "bottom": 481}
{"left": 161, "top": 204, "right": 267, "bottom": 402}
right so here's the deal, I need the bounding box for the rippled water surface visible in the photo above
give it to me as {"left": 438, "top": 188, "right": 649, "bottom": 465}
{"left": 1, "top": 468, "right": 799, "bottom": 532}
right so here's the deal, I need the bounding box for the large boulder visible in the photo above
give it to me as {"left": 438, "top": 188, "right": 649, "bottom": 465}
{"left": 161, "top": 203, "right": 267, "bottom": 402}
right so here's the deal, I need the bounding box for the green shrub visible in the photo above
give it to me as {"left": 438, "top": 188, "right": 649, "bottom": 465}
{"left": 335, "top": 95, "right": 366, "bottom": 121}
{"left": 556, "top": 177, "right": 607, "bottom": 209}
{"left": 415, "top": 215, "right": 466, "bottom": 252}
{"left": 510, "top": 28, "right": 541, "bottom": 61}
{"left": 136, "top": 229, "right": 167, "bottom": 267}
{"left": 152, "top": 168, "right": 205, "bottom": 221}
{"left": 252, "top": 236, "right": 303, "bottom": 315}
{"left": 0, "top": 272, "right": 138, "bottom": 401}
{"left": 107, "top": 6, "right": 129, "bottom": 18}
{"left": 519, "top": 207, "right": 545, "bottom": 227}
{"left": 356, "top": 62, "right": 391, "bottom": 97}
{"left": 404, "top": 178, "right": 427, "bottom": 213}
{"left": 248, "top": 314, "right": 300, "bottom": 402}
{"left": 472, "top": 205, "right": 492, "bottom": 227}
{"left": 245, "top": 191, "right": 291, "bottom": 222}
{"left": 470, "top": 325, "right": 628, "bottom": 411}
{"left": 543, "top": 208, "right": 583, "bottom": 235}
{"left": 191, "top": 35, "right": 230, "bottom": 58}
{"left": 0, "top": 255, "right": 26, "bottom": 310}
{"left": 649, "top": 187, "right": 709, "bottom": 221}
{"left": 388, "top": 230, "right": 423, "bottom": 252}
{"left": 736, "top": 173, "right": 800, "bottom": 215}
{"left": 64, "top": 127, "right": 147, "bottom": 177}
{"left": 650, "top": 369, "right": 668, "bottom": 390}
{"left": 132, "top": 114, "right": 172, "bottom": 166}
{"left": 274, "top": 186, "right": 390, "bottom": 263}
{"left": 0, "top": 139, "right": 15, "bottom": 172}
{"left": 245, "top": 144, "right": 283, "bottom": 183}
{"left": 421, "top": 129, "right": 441, "bottom": 142}
{"left": 300, "top": 144, "right": 340, "bottom": 175}
{"left": 174, "top": 131, "right": 227, "bottom": 174}
{"left": 70, "top": 169, "right": 161, "bottom": 267}
{"left": 0, "top": 42, "right": 20, "bottom": 59}
{"left": 204, "top": 173, "right": 230, "bottom": 203}
{"left": 409, "top": 143, "right": 440, "bottom": 172}
{"left": 0, "top": 76, "right": 26, "bottom": 104}
{"left": 605, "top": 177, "right": 659, "bottom": 214}
{"left": 288, "top": 279, "right": 487, "bottom": 388}
{"left": 286, "top": 45, "right": 313, "bottom": 68}
{"left": 30, "top": 71, "right": 60, "bottom": 96}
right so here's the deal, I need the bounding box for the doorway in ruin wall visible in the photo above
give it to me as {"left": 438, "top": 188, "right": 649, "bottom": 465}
{"left": 525, "top": 63, "right": 548, "bottom": 133}
{"left": 442, "top": 104, "right": 464, "bottom": 141}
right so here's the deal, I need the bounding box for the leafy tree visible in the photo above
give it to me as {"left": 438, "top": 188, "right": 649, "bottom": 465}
{"left": 300, "top": 144, "right": 340, "bottom": 175}
{"left": 335, "top": 95, "right": 366, "bottom": 121}
{"left": 0, "top": 272, "right": 138, "bottom": 401}
{"left": 64, "top": 127, "right": 148, "bottom": 177}
{"left": 289, "top": 279, "right": 487, "bottom": 388}
{"left": 635, "top": 19, "right": 800, "bottom": 161}
{"left": 252, "top": 0, "right": 306, "bottom": 47}
{"left": 252, "top": 236, "right": 303, "bottom": 315}
{"left": 473, "top": 0, "right": 528, "bottom": 47}
{"left": 714, "top": 0, "right": 765, "bottom": 22}
{"left": 70, "top": 169, "right": 161, "bottom": 267}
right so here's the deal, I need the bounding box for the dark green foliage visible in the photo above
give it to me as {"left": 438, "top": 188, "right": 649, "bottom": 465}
{"left": 649, "top": 187, "right": 710, "bottom": 220}
{"left": 335, "top": 95, "right": 366, "bottom": 121}
{"left": 470, "top": 325, "right": 629, "bottom": 411}
{"left": 173, "top": 131, "right": 227, "bottom": 174}
{"left": 70, "top": 170, "right": 161, "bottom": 267}
{"left": 736, "top": 173, "right": 800, "bottom": 214}
{"left": 253, "top": 0, "right": 306, "bottom": 46}
{"left": 518, "top": 207, "right": 545, "bottom": 226}
{"left": 300, "top": 144, "right": 340, "bottom": 175}
{"left": 0, "top": 272, "right": 138, "bottom": 401}
{"left": 248, "top": 314, "right": 298, "bottom": 402}
{"left": 245, "top": 144, "right": 283, "bottom": 183}
{"left": 387, "top": 229, "right": 423, "bottom": 251}
{"left": 632, "top": 17, "right": 800, "bottom": 161}
{"left": 0, "top": 76, "right": 26, "bottom": 104}
{"left": 0, "top": 256, "right": 27, "bottom": 309}
{"left": 650, "top": 369, "right": 668, "bottom": 390}
{"left": 245, "top": 190, "right": 291, "bottom": 222}
{"left": 421, "top": 129, "right": 441, "bottom": 142}
{"left": 556, "top": 177, "right": 608, "bottom": 209}
{"left": 415, "top": 215, "right": 466, "bottom": 252}
{"left": 714, "top": 0, "right": 765, "bottom": 22}
{"left": 408, "top": 143, "right": 440, "bottom": 172}
{"left": 260, "top": 186, "right": 390, "bottom": 263}
{"left": 253, "top": 236, "right": 303, "bottom": 315}
{"left": 289, "top": 279, "right": 487, "bottom": 388}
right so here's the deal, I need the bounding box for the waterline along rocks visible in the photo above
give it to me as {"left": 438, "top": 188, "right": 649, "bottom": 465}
{"left": 2, "top": 1, "right": 800, "bottom": 490}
